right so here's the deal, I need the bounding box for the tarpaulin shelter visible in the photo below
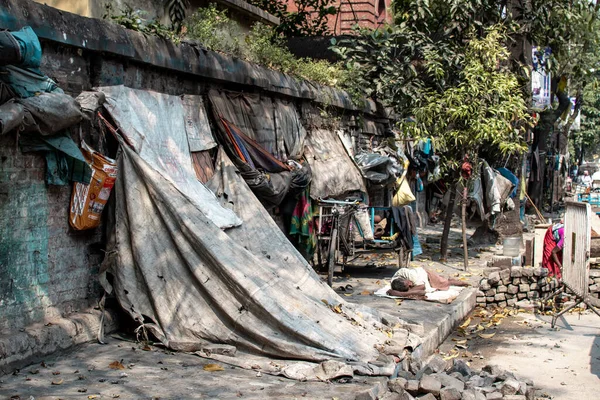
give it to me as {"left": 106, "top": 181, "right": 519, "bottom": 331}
{"left": 99, "top": 86, "right": 419, "bottom": 381}
{"left": 208, "top": 89, "right": 311, "bottom": 208}
{"left": 305, "top": 127, "right": 367, "bottom": 199}
{"left": 100, "top": 85, "right": 240, "bottom": 229}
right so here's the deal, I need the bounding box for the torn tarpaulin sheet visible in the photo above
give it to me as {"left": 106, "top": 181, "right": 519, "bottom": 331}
{"left": 305, "top": 128, "right": 366, "bottom": 199}
{"left": 208, "top": 89, "right": 306, "bottom": 160}
{"left": 213, "top": 116, "right": 310, "bottom": 208}
{"left": 98, "top": 85, "right": 241, "bottom": 229}
{"left": 102, "top": 144, "right": 420, "bottom": 379}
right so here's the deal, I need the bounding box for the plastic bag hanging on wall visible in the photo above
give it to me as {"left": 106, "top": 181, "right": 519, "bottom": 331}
{"left": 69, "top": 142, "right": 117, "bottom": 230}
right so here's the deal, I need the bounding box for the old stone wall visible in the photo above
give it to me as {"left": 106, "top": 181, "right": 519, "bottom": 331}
{"left": 477, "top": 265, "right": 600, "bottom": 308}
{"left": 0, "top": 132, "right": 104, "bottom": 333}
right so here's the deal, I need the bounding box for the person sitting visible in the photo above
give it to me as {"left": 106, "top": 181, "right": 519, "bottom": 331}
{"left": 580, "top": 170, "right": 593, "bottom": 187}
{"left": 386, "top": 266, "right": 470, "bottom": 299}
{"left": 542, "top": 221, "right": 564, "bottom": 279}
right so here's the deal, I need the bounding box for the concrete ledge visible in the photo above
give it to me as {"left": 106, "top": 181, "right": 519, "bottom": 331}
{"left": 0, "top": 307, "right": 119, "bottom": 374}
{"left": 415, "top": 288, "right": 478, "bottom": 359}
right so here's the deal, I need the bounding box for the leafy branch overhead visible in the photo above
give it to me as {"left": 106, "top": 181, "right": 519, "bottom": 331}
{"left": 402, "top": 27, "right": 530, "bottom": 171}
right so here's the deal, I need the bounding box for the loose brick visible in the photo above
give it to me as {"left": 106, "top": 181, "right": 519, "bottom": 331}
{"left": 507, "top": 285, "right": 519, "bottom": 294}
{"left": 510, "top": 266, "right": 522, "bottom": 278}
{"left": 519, "top": 284, "right": 530, "bottom": 292}
{"left": 521, "top": 267, "right": 533, "bottom": 277}
{"left": 500, "top": 269, "right": 511, "bottom": 282}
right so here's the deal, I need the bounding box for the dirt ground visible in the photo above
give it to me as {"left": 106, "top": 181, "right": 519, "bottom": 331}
{"left": 437, "top": 307, "right": 600, "bottom": 399}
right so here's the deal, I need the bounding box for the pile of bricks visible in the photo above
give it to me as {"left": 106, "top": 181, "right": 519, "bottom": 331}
{"left": 476, "top": 266, "right": 559, "bottom": 308}
{"left": 589, "top": 269, "right": 600, "bottom": 299}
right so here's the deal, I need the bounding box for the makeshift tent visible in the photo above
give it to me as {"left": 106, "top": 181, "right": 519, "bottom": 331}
{"left": 99, "top": 85, "right": 240, "bottom": 229}
{"left": 208, "top": 89, "right": 306, "bottom": 160}
{"left": 99, "top": 86, "right": 419, "bottom": 381}
{"left": 208, "top": 90, "right": 311, "bottom": 208}
{"left": 305, "top": 127, "right": 367, "bottom": 199}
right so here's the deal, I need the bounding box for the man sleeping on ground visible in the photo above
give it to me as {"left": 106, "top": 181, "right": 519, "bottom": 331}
{"left": 386, "top": 266, "right": 470, "bottom": 300}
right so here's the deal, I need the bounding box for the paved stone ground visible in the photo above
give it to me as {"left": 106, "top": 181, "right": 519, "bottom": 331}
{"left": 0, "top": 223, "right": 500, "bottom": 400}
{"left": 0, "top": 339, "right": 390, "bottom": 399}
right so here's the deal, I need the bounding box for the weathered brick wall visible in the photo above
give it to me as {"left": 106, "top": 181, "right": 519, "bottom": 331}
{"left": 0, "top": 0, "right": 390, "bottom": 338}
{"left": 0, "top": 133, "right": 103, "bottom": 333}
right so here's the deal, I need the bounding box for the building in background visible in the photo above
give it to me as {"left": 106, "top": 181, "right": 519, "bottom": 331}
{"left": 33, "top": 0, "right": 279, "bottom": 30}
{"left": 285, "top": 0, "right": 392, "bottom": 35}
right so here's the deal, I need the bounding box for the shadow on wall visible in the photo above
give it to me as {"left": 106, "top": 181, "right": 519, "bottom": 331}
{"left": 591, "top": 333, "right": 600, "bottom": 379}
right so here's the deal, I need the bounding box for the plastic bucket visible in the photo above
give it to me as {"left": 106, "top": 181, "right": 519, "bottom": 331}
{"left": 503, "top": 236, "right": 521, "bottom": 257}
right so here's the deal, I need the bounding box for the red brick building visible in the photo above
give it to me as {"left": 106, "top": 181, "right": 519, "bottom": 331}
{"left": 286, "top": 0, "right": 393, "bottom": 34}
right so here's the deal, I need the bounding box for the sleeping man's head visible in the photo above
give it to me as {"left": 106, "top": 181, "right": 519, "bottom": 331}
{"left": 391, "top": 278, "right": 413, "bottom": 292}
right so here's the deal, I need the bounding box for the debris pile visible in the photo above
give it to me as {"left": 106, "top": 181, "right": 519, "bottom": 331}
{"left": 384, "top": 355, "right": 536, "bottom": 400}
{"left": 476, "top": 266, "right": 561, "bottom": 308}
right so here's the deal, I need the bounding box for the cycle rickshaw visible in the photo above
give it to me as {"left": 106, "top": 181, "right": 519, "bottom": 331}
{"left": 314, "top": 198, "right": 411, "bottom": 286}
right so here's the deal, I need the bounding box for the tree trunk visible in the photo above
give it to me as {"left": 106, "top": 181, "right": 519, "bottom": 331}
{"left": 529, "top": 83, "right": 571, "bottom": 209}
{"left": 461, "top": 186, "right": 468, "bottom": 271}
{"left": 440, "top": 183, "right": 457, "bottom": 262}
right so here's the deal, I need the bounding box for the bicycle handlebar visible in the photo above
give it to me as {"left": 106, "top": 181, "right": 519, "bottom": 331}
{"left": 317, "top": 198, "right": 361, "bottom": 205}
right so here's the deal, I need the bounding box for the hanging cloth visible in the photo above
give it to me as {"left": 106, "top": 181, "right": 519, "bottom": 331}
{"left": 289, "top": 188, "right": 317, "bottom": 260}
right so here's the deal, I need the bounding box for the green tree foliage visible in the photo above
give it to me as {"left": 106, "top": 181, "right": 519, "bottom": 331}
{"left": 247, "top": 0, "right": 338, "bottom": 36}
{"left": 184, "top": 5, "right": 348, "bottom": 87}
{"left": 571, "top": 78, "right": 600, "bottom": 162}
{"left": 402, "top": 28, "right": 529, "bottom": 170}
{"left": 332, "top": 0, "right": 504, "bottom": 117}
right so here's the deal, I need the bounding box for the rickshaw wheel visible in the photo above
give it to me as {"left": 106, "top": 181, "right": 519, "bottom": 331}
{"left": 327, "top": 228, "right": 338, "bottom": 287}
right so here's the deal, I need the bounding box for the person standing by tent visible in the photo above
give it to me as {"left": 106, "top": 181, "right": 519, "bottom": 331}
{"left": 542, "top": 221, "right": 564, "bottom": 279}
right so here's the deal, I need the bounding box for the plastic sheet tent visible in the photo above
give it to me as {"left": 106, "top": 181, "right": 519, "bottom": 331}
{"left": 99, "top": 85, "right": 239, "bottom": 229}
{"left": 305, "top": 128, "right": 367, "bottom": 199}
{"left": 208, "top": 89, "right": 306, "bottom": 160}
{"left": 99, "top": 86, "right": 419, "bottom": 380}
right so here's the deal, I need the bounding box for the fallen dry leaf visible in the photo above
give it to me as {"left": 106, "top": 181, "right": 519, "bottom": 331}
{"left": 459, "top": 318, "right": 471, "bottom": 329}
{"left": 360, "top": 290, "right": 370, "bottom": 295}
{"left": 478, "top": 333, "right": 496, "bottom": 339}
{"left": 203, "top": 363, "right": 225, "bottom": 372}
{"left": 109, "top": 361, "right": 125, "bottom": 370}
{"left": 321, "top": 299, "right": 329, "bottom": 306}
{"left": 51, "top": 378, "right": 64, "bottom": 385}
{"left": 88, "top": 396, "right": 99, "bottom": 399}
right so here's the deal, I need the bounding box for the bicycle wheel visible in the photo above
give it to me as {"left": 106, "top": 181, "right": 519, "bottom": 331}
{"left": 327, "top": 228, "right": 338, "bottom": 287}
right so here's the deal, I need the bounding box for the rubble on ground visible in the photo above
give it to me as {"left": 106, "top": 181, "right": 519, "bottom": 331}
{"left": 380, "top": 355, "right": 536, "bottom": 400}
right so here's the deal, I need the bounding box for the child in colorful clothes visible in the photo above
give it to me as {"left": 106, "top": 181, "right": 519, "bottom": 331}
{"left": 542, "top": 221, "right": 564, "bottom": 279}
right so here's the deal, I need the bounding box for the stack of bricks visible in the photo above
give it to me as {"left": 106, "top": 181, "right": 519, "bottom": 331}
{"left": 589, "top": 269, "right": 600, "bottom": 299}
{"left": 476, "top": 266, "right": 559, "bottom": 308}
